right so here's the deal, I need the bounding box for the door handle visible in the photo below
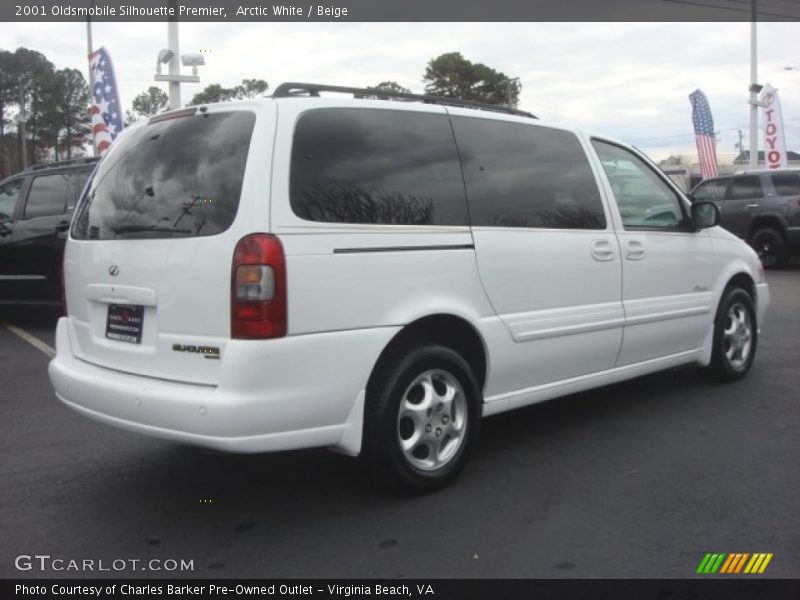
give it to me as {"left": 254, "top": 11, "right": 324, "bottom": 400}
{"left": 590, "top": 239, "right": 615, "bottom": 261}
{"left": 746, "top": 204, "right": 759, "bottom": 209}
{"left": 625, "top": 240, "right": 646, "bottom": 260}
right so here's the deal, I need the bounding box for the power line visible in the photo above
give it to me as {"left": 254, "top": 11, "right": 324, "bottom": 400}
{"left": 662, "top": 0, "right": 800, "bottom": 19}
{"left": 625, "top": 117, "right": 800, "bottom": 145}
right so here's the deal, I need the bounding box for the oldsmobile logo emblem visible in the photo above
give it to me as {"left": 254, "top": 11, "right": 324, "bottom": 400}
{"left": 108, "top": 265, "right": 120, "bottom": 276}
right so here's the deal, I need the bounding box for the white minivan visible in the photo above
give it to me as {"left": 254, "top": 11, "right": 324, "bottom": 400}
{"left": 49, "top": 83, "right": 769, "bottom": 491}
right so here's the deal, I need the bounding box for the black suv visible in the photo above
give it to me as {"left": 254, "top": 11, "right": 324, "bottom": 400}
{"left": 0, "top": 157, "right": 98, "bottom": 305}
{"left": 691, "top": 169, "right": 800, "bottom": 268}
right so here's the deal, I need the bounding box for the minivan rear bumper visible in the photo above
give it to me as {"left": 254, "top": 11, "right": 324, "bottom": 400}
{"left": 49, "top": 317, "right": 398, "bottom": 454}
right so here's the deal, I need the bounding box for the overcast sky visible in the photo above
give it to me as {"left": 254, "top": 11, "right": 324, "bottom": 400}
{"left": 2, "top": 21, "right": 799, "bottom": 161}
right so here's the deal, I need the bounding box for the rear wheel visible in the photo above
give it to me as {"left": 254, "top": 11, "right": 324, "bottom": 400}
{"left": 749, "top": 227, "right": 788, "bottom": 269}
{"left": 362, "top": 344, "right": 481, "bottom": 493}
{"left": 707, "top": 287, "right": 757, "bottom": 381}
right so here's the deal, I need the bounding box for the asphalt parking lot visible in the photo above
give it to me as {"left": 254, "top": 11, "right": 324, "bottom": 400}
{"left": 1, "top": 268, "right": 798, "bottom": 580}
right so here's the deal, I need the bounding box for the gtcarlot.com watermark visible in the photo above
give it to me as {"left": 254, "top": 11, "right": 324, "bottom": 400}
{"left": 15, "top": 554, "right": 194, "bottom": 573}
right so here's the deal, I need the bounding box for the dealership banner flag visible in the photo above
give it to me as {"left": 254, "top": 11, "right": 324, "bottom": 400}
{"left": 759, "top": 84, "right": 788, "bottom": 169}
{"left": 88, "top": 46, "right": 124, "bottom": 155}
{"left": 689, "top": 89, "right": 719, "bottom": 180}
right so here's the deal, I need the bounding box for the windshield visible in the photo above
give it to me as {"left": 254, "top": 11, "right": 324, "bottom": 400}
{"left": 71, "top": 111, "right": 255, "bottom": 240}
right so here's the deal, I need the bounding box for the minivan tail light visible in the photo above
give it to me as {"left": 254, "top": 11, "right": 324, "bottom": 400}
{"left": 231, "top": 234, "right": 286, "bottom": 339}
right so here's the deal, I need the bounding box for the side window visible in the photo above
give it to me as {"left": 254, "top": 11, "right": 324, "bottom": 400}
{"left": 728, "top": 176, "right": 763, "bottom": 200}
{"left": 68, "top": 170, "right": 92, "bottom": 210}
{"left": 592, "top": 140, "right": 686, "bottom": 230}
{"left": 24, "top": 173, "right": 69, "bottom": 218}
{"left": 0, "top": 179, "right": 24, "bottom": 221}
{"left": 452, "top": 117, "right": 605, "bottom": 229}
{"left": 692, "top": 179, "right": 727, "bottom": 202}
{"left": 290, "top": 108, "right": 468, "bottom": 226}
{"left": 771, "top": 173, "right": 800, "bottom": 197}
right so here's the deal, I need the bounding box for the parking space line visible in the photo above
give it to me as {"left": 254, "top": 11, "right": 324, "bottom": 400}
{"left": 2, "top": 324, "right": 56, "bottom": 359}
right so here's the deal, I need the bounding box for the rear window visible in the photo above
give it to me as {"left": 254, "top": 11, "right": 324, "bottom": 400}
{"left": 771, "top": 172, "right": 800, "bottom": 196}
{"left": 24, "top": 169, "right": 93, "bottom": 218}
{"left": 72, "top": 111, "right": 255, "bottom": 240}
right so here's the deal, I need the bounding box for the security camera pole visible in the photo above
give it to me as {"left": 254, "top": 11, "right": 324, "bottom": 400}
{"left": 167, "top": 6, "right": 180, "bottom": 109}
{"left": 154, "top": 0, "right": 200, "bottom": 109}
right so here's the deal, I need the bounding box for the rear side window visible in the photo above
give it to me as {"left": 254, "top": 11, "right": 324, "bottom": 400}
{"left": 771, "top": 172, "right": 800, "bottom": 196}
{"left": 68, "top": 169, "right": 92, "bottom": 210}
{"left": 290, "top": 108, "right": 468, "bottom": 226}
{"left": 72, "top": 111, "right": 255, "bottom": 240}
{"left": 692, "top": 179, "right": 728, "bottom": 201}
{"left": 728, "top": 176, "right": 763, "bottom": 200}
{"left": 452, "top": 117, "right": 605, "bottom": 229}
{"left": 25, "top": 173, "right": 70, "bottom": 218}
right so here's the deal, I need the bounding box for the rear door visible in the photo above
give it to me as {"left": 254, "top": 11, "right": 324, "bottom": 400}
{"left": 450, "top": 111, "right": 624, "bottom": 392}
{"left": 64, "top": 105, "right": 273, "bottom": 385}
{"left": 722, "top": 175, "right": 764, "bottom": 239}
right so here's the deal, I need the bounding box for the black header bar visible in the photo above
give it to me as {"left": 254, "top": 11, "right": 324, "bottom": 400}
{"left": 3, "top": 0, "right": 800, "bottom": 22}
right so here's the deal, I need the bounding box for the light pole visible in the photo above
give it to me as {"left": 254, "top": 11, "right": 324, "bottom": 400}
{"left": 748, "top": 0, "right": 758, "bottom": 169}
{"left": 86, "top": 0, "right": 96, "bottom": 156}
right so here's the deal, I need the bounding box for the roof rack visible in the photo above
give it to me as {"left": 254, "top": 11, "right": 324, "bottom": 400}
{"left": 272, "top": 82, "right": 536, "bottom": 119}
{"left": 27, "top": 156, "right": 100, "bottom": 171}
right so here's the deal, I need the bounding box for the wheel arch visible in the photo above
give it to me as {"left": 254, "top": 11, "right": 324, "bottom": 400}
{"left": 749, "top": 216, "right": 788, "bottom": 241}
{"left": 366, "top": 313, "right": 489, "bottom": 397}
{"left": 700, "top": 266, "right": 759, "bottom": 366}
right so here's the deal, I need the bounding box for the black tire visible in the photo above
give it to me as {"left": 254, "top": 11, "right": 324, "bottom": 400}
{"left": 362, "top": 343, "right": 481, "bottom": 493}
{"left": 749, "top": 227, "right": 788, "bottom": 269}
{"left": 707, "top": 287, "right": 758, "bottom": 382}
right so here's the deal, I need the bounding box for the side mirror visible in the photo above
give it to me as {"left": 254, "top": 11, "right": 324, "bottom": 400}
{"left": 691, "top": 201, "right": 720, "bottom": 231}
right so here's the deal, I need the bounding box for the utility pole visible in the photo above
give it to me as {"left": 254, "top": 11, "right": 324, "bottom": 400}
{"left": 749, "top": 0, "right": 758, "bottom": 169}
{"left": 737, "top": 129, "right": 744, "bottom": 156}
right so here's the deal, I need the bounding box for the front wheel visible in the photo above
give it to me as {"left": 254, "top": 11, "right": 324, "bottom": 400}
{"left": 707, "top": 287, "right": 758, "bottom": 381}
{"left": 362, "top": 344, "right": 481, "bottom": 493}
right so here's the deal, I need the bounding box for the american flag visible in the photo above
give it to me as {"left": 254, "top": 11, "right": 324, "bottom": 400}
{"left": 88, "top": 47, "right": 124, "bottom": 155}
{"left": 689, "top": 89, "right": 718, "bottom": 180}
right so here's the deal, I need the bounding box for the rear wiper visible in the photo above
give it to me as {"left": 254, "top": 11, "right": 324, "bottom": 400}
{"left": 110, "top": 225, "right": 192, "bottom": 236}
